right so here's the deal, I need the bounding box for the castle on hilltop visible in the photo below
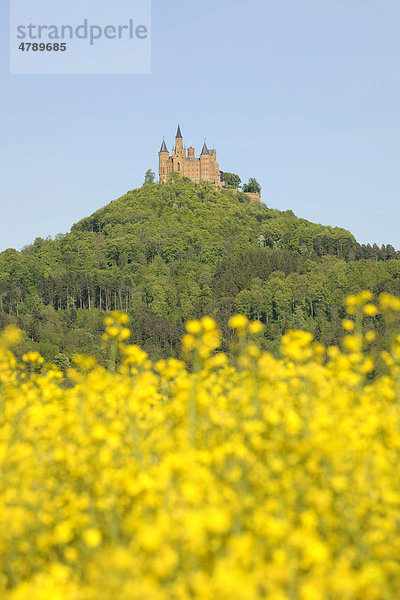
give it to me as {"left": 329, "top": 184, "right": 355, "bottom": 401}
{"left": 159, "top": 125, "right": 221, "bottom": 186}
{"left": 158, "top": 125, "right": 261, "bottom": 203}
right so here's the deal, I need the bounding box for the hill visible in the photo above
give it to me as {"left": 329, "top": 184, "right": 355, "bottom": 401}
{"left": 1, "top": 177, "right": 399, "bottom": 364}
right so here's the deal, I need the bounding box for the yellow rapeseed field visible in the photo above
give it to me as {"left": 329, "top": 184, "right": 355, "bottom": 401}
{"left": 1, "top": 292, "right": 400, "bottom": 599}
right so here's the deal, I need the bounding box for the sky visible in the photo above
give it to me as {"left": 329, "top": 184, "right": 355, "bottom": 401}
{"left": 0, "top": 0, "right": 399, "bottom": 251}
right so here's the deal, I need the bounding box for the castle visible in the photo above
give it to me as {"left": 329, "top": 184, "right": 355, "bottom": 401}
{"left": 158, "top": 125, "right": 261, "bottom": 203}
{"left": 159, "top": 125, "right": 221, "bottom": 186}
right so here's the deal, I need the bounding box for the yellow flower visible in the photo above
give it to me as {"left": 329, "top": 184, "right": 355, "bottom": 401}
{"left": 83, "top": 528, "right": 102, "bottom": 548}
{"left": 54, "top": 522, "right": 74, "bottom": 545}
{"left": 182, "top": 333, "right": 197, "bottom": 352}
{"left": 1, "top": 302, "right": 400, "bottom": 599}
{"left": 206, "top": 508, "right": 231, "bottom": 534}
{"left": 342, "top": 319, "right": 355, "bottom": 332}
{"left": 201, "top": 316, "right": 217, "bottom": 332}
{"left": 186, "top": 320, "right": 202, "bottom": 335}
{"left": 379, "top": 293, "right": 400, "bottom": 311}
{"left": 105, "top": 325, "right": 119, "bottom": 338}
{"left": 363, "top": 304, "right": 378, "bottom": 316}
{"left": 0, "top": 326, "right": 22, "bottom": 348}
{"left": 249, "top": 321, "right": 264, "bottom": 335}
{"left": 92, "top": 424, "right": 107, "bottom": 441}
{"left": 365, "top": 330, "right": 376, "bottom": 343}
{"left": 139, "top": 527, "right": 162, "bottom": 552}
{"left": 228, "top": 314, "right": 248, "bottom": 331}
{"left": 22, "top": 351, "right": 44, "bottom": 365}
{"left": 113, "top": 312, "right": 129, "bottom": 325}
{"left": 342, "top": 334, "right": 362, "bottom": 353}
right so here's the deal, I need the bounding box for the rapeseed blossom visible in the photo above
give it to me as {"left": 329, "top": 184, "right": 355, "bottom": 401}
{"left": 0, "top": 295, "right": 400, "bottom": 598}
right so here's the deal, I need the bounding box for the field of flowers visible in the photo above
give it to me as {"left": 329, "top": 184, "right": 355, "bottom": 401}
{"left": 1, "top": 292, "right": 400, "bottom": 599}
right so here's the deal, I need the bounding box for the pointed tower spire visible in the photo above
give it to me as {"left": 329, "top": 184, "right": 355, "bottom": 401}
{"left": 176, "top": 124, "right": 183, "bottom": 139}
{"left": 201, "top": 140, "right": 209, "bottom": 155}
{"left": 159, "top": 137, "right": 168, "bottom": 153}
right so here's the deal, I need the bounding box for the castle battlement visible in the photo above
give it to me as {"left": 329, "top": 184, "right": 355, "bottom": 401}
{"left": 159, "top": 125, "right": 221, "bottom": 187}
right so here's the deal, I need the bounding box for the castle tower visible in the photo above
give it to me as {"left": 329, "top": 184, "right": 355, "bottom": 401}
{"left": 200, "top": 141, "right": 211, "bottom": 182}
{"left": 175, "top": 124, "right": 184, "bottom": 155}
{"left": 159, "top": 138, "right": 169, "bottom": 183}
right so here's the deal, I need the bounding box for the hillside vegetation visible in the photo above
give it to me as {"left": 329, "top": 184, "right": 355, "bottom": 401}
{"left": 0, "top": 177, "right": 399, "bottom": 363}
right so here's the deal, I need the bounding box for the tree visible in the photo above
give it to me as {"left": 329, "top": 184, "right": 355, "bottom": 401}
{"left": 144, "top": 169, "right": 155, "bottom": 184}
{"left": 243, "top": 178, "right": 261, "bottom": 194}
{"left": 221, "top": 172, "right": 241, "bottom": 189}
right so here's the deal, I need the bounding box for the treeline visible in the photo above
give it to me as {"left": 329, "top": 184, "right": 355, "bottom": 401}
{"left": 0, "top": 178, "right": 399, "bottom": 363}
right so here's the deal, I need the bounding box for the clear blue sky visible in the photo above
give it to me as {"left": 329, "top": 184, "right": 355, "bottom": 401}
{"left": 1, "top": 0, "right": 399, "bottom": 251}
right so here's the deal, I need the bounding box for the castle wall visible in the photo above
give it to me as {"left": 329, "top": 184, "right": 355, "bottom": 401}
{"left": 244, "top": 192, "right": 262, "bottom": 203}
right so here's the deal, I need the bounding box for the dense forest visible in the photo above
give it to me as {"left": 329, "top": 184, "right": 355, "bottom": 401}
{"left": 1, "top": 176, "right": 399, "bottom": 366}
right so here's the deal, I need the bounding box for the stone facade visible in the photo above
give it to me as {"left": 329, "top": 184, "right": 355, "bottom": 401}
{"left": 244, "top": 192, "right": 262, "bottom": 204}
{"left": 159, "top": 125, "right": 221, "bottom": 186}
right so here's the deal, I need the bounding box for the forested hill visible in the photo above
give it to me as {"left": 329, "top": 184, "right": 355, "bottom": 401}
{"left": 1, "top": 177, "right": 399, "bottom": 364}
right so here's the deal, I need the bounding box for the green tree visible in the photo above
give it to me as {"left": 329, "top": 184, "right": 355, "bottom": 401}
{"left": 243, "top": 178, "right": 261, "bottom": 194}
{"left": 221, "top": 172, "right": 241, "bottom": 189}
{"left": 144, "top": 169, "right": 156, "bottom": 184}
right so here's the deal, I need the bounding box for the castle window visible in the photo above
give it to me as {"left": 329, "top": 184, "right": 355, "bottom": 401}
{"left": 163, "top": 167, "right": 165, "bottom": 174}
{"left": 177, "top": 163, "right": 180, "bottom": 172}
